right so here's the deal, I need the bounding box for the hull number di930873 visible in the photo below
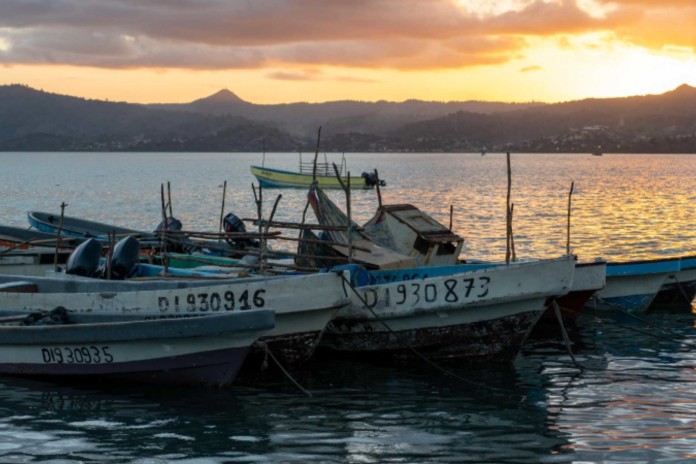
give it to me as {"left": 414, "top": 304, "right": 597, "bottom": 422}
{"left": 362, "top": 276, "right": 491, "bottom": 308}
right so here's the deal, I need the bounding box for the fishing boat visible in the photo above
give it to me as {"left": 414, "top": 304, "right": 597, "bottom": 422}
{"left": 28, "top": 211, "right": 146, "bottom": 238}
{"left": 0, "top": 248, "right": 72, "bottom": 276}
{"left": 319, "top": 255, "right": 576, "bottom": 362}
{"left": 0, "top": 259, "right": 350, "bottom": 368}
{"left": 0, "top": 307, "right": 274, "bottom": 386}
{"left": 250, "top": 155, "right": 386, "bottom": 189}
{"left": 542, "top": 259, "right": 606, "bottom": 321}
{"left": 649, "top": 255, "right": 696, "bottom": 311}
{"left": 586, "top": 257, "right": 681, "bottom": 313}
{"left": 0, "top": 225, "right": 83, "bottom": 251}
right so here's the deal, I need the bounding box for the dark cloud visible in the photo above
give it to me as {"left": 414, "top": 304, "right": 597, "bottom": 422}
{"left": 0, "top": 0, "right": 692, "bottom": 70}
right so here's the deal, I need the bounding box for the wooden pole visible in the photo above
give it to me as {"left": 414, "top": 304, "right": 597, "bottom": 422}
{"left": 509, "top": 203, "right": 516, "bottom": 262}
{"left": 218, "top": 180, "right": 227, "bottom": 240}
{"left": 106, "top": 230, "right": 114, "bottom": 280}
{"left": 449, "top": 205, "right": 453, "bottom": 231}
{"left": 332, "top": 163, "right": 353, "bottom": 262}
{"left": 374, "top": 169, "right": 383, "bottom": 208}
{"left": 53, "top": 202, "right": 67, "bottom": 271}
{"left": 160, "top": 185, "right": 169, "bottom": 274}
{"left": 567, "top": 181, "right": 574, "bottom": 256}
{"left": 167, "top": 181, "right": 173, "bottom": 217}
{"left": 312, "top": 126, "right": 322, "bottom": 181}
{"left": 505, "top": 152, "right": 512, "bottom": 264}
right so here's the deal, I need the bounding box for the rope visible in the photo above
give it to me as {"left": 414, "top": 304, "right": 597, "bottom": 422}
{"left": 338, "top": 274, "right": 520, "bottom": 393}
{"left": 673, "top": 274, "right": 695, "bottom": 304}
{"left": 591, "top": 296, "right": 696, "bottom": 346}
{"left": 258, "top": 341, "right": 313, "bottom": 397}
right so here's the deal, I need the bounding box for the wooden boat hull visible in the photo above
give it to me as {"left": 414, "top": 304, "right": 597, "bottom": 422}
{"left": 587, "top": 257, "right": 680, "bottom": 313}
{"left": 250, "top": 165, "right": 373, "bottom": 189}
{"left": 0, "top": 271, "right": 350, "bottom": 368}
{"left": 28, "top": 211, "right": 143, "bottom": 238}
{"left": 320, "top": 256, "right": 575, "bottom": 361}
{"left": 0, "top": 310, "right": 275, "bottom": 386}
{"left": 650, "top": 256, "right": 696, "bottom": 311}
{"left": 0, "top": 250, "right": 71, "bottom": 276}
{"left": 540, "top": 259, "right": 607, "bottom": 322}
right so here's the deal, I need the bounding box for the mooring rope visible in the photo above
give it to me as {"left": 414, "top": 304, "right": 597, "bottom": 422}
{"left": 591, "top": 296, "right": 696, "bottom": 347}
{"left": 256, "top": 341, "right": 313, "bottom": 397}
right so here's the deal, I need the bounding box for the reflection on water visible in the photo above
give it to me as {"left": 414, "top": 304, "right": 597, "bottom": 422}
{"left": 0, "top": 152, "right": 696, "bottom": 461}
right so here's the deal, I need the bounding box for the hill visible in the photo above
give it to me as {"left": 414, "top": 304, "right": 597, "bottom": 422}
{"left": 1, "top": 84, "right": 695, "bottom": 153}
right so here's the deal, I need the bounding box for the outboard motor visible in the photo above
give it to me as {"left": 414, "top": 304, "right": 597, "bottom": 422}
{"left": 108, "top": 235, "right": 140, "bottom": 279}
{"left": 153, "top": 216, "right": 192, "bottom": 253}
{"left": 154, "top": 216, "right": 183, "bottom": 233}
{"left": 361, "top": 172, "right": 386, "bottom": 187}
{"left": 223, "top": 213, "right": 257, "bottom": 250}
{"left": 65, "top": 238, "right": 102, "bottom": 277}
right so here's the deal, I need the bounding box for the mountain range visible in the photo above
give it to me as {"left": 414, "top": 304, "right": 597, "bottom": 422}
{"left": 1, "top": 84, "right": 695, "bottom": 153}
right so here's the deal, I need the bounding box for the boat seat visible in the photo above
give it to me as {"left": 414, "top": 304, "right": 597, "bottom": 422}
{"left": 0, "top": 281, "right": 38, "bottom": 293}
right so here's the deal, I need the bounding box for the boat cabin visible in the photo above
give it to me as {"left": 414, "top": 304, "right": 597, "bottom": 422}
{"left": 363, "top": 204, "right": 464, "bottom": 266}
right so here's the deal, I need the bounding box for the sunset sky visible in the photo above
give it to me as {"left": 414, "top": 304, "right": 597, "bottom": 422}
{"left": 0, "top": 0, "right": 694, "bottom": 105}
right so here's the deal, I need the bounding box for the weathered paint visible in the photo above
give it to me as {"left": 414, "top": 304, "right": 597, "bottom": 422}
{"left": 321, "top": 256, "right": 575, "bottom": 361}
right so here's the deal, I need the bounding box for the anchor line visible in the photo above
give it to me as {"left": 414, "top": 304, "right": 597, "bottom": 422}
{"left": 590, "top": 296, "right": 696, "bottom": 347}
{"left": 339, "top": 274, "right": 523, "bottom": 394}
{"left": 254, "top": 340, "right": 313, "bottom": 397}
{"left": 673, "top": 274, "right": 694, "bottom": 304}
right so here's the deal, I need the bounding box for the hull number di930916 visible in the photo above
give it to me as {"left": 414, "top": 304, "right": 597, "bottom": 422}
{"left": 157, "top": 289, "right": 266, "bottom": 313}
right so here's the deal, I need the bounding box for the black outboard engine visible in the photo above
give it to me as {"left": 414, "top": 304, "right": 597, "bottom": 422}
{"left": 223, "top": 213, "right": 257, "bottom": 250}
{"left": 361, "top": 172, "right": 387, "bottom": 187}
{"left": 65, "top": 238, "right": 102, "bottom": 277}
{"left": 154, "top": 216, "right": 183, "bottom": 233}
{"left": 153, "top": 216, "right": 194, "bottom": 253}
{"left": 108, "top": 235, "right": 140, "bottom": 279}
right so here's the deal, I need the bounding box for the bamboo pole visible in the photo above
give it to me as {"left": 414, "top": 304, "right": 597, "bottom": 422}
{"left": 218, "top": 180, "right": 227, "bottom": 241}
{"left": 53, "top": 202, "right": 67, "bottom": 271}
{"left": 505, "top": 152, "right": 512, "bottom": 264}
{"left": 567, "top": 181, "right": 574, "bottom": 255}
{"left": 449, "top": 205, "right": 453, "bottom": 231}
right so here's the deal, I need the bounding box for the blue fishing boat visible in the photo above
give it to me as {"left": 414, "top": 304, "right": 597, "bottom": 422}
{"left": 586, "top": 257, "right": 681, "bottom": 313}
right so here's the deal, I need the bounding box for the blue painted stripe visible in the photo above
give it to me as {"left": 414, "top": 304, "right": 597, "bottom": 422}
{"left": 607, "top": 258, "right": 680, "bottom": 276}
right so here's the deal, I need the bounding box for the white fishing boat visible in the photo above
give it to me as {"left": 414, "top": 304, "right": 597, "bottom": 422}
{"left": 0, "top": 307, "right": 274, "bottom": 386}
{"left": 0, "top": 269, "right": 350, "bottom": 368}
{"left": 319, "top": 255, "right": 576, "bottom": 361}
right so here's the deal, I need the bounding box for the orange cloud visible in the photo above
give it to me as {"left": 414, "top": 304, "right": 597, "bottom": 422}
{"left": 0, "top": 0, "right": 691, "bottom": 71}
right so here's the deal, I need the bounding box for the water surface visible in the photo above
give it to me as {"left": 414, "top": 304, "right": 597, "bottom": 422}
{"left": 0, "top": 152, "right": 695, "bottom": 463}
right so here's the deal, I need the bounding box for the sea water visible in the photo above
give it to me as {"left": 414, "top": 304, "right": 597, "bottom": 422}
{"left": 0, "top": 152, "right": 695, "bottom": 463}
